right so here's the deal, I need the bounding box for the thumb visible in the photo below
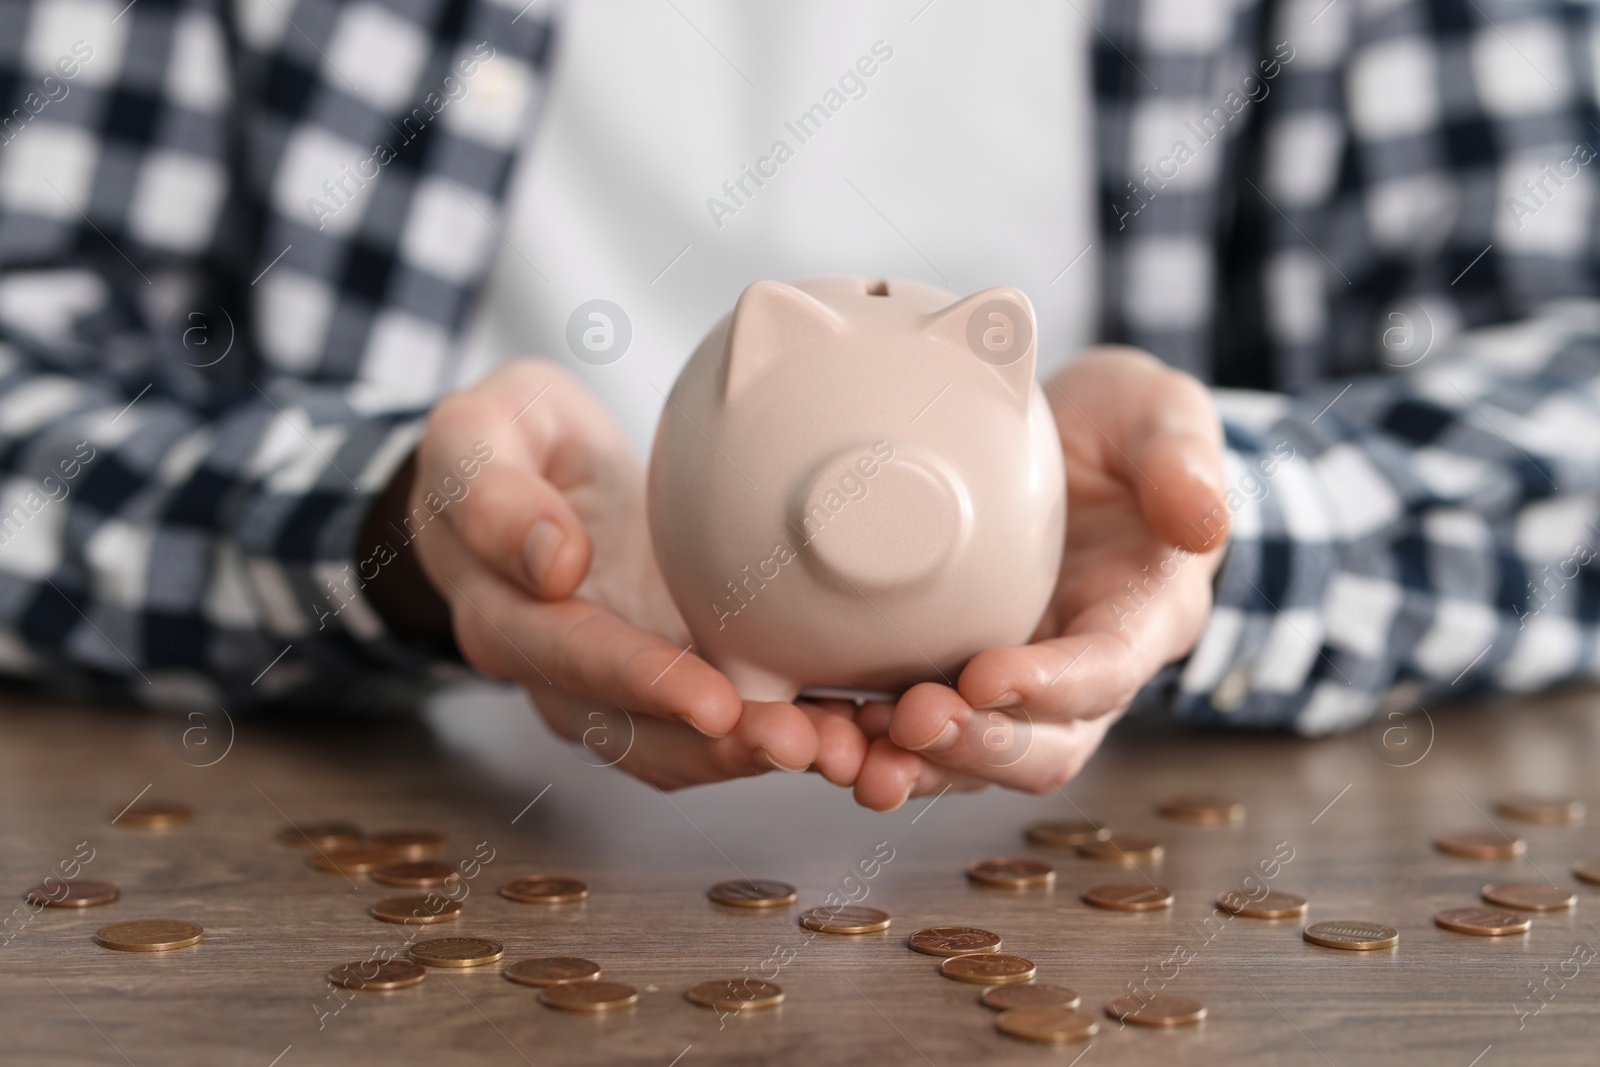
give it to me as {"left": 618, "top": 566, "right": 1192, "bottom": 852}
{"left": 1126, "top": 383, "right": 1229, "bottom": 553}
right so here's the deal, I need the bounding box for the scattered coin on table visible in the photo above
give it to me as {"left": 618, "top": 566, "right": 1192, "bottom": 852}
{"left": 371, "top": 861, "right": 459, "bottom": 887}
{"left": 539, "top": 981, "right": 639, "bottom": 1012}
{"left": 504, "top": 957, "right": 603, "bottom": 988}
{"left": 1105, "top": 993, "right": 1207, "bottom": 1027}
{"left": 1023, "top": 818, "right": 1108, "bottom": 846}
{"left": 1494, "top": 795, "right": 1584, "bottom": 824}
{"left": 327, "top": 960, "right": 428, "bottom": 991}
{"left": 366, "top": 830, "right": 446, "bottom": 858}
{"left": 277, "top": 822, "right": 362, "bottom": 850}
{"left": 1082, "top": 883, "right": 1173, "bottom": 911}
{"left": 908, "top": 926, "right": 1002, "bottom": 957}
{"left": 799, "top": 904, "right": 891, "bottom": 934}
{"left": 940, "top": 952, "right": 1037, "bottom": 985}
{"left": 409, "top": 937, "right": 504, "bottom": 967}
{"left": 686, "top": 977, "right": 786, "bottom": 1011}
{"left": 980, "top": 983, "right": 1081, "bottom": 1012}
{"left": 707, "top": 879, "right": 798, "bottom": 907}
{"left": 1574, "top": 859, "right": 1600, "bottom": 886}
{"left": 1075, "top": 834, "right": 1163, "bottom": 863}
{"left": 1303, "top": 920, "right": 1399, "bottom": 950}
{"left": 996, "top": 1007, "right": 1099, "bottom": 1044}
{"left": 94, "top": 919, "right": 204, "bottom": 952}
{"left": 966, "top": 857, "right": 1054, "bottom": 888}
{"left": 1216, "top": 889, "right": 1307, "bottom": 918}
{"left": 369, "top": 895, "right": 463, "bottom": 924}
{"left": 499, "top": 876, "right": 590, "bottom": 904}
{"left": 310, "top": 846, "right": 399, "bottom": 875}
{"left": 24, "top": 879, "right": 119, "bottom": 907}
{"left": 1157, "top": 794, "right": 1243, "bottom": 824}
{"left": 112, "top": 800, "right": 192, "bottom": 831}
{"left": 1434, "top": 906, "right": 1531, "bottom": 936}
{"left": 1481, "top": 882, "right": 1577, "bottom": 911}
{"left": 1433, "top": 830, "right": 1525, "bottom": 859}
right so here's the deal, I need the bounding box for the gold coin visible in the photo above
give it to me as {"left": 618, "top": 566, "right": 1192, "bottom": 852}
{"left": 504, "top": 957, "right": 603, "bottom": 987}
{"left": 1434, "top": 830, "right": 1526, "bottom": 859}
{"left": 1495, "top": 795, "right": 1584, "bottom": 824}
{"left": 1216, "top": 889, "right": 1307, "bottom": 919}
{"left": 908, "top": 926, "right": 1002, "bottom": 957}
{"left": 499, "top": 876, "right": 590, "bottom": 904}
{"left": 1302, "top": 920, "right": 1398, "bottom": 950}
{"left": 1157, "top": 794, "right": 1243, "bottom": 824}
{"left": 707, "top": 879, "right": 798, "bottom": 907}
{"left": 996, "top": 1007, "right": 1099, "bottom": 1044}
{"left": 94, "top": 919, "right": 204, "bottom": 952}
{"left": 371, "top": 861, "right": 460, "bottom": 888}
{"left": 1574, "top": 859, "right": 1600, "bottom": 885}
{"left": 1023, "top": 818, "right": 1109, "bottom": 847}
{"left": 981, "top": 983, "right": 1081, "bottom": 1012}
{"left": 408, "top": 937, "right": 504, "bottom": 967}
{"left": 1434, "top": 906, "right": 1531, "bottom": 936}
{"left": 367, "top": 830, "right": 446, "bottom": 858}
{"left": 24, "top": 879, "right": 119, "bottom": 908}
{"left": 310, "top": 846, "right": 400, "bottom": 875}
{"left": 1105, "top": 993, "right": 1206, "bottom": 1027}
{"left": 686, "top": 977, "right": 785, "bottom": 1011}
{"left": 1075, "top": 834, "right": 1163, "bottom": 863}
{"left": 278, "top": 822, "right": 362, "bottom": 850}
{"left": 369, "top": 894, "right": 463, "bottom": 924}
{"left": 539, "top": 980, "right": 638, "bottom": 1012}
{"left": 1082, "top": 883, "right": 1173, "bottom": 911}
{"left": 112, "top": 800, "right": 192, "bottom": 831}
{"left": 328, "top": 959, "right": 427, "bottom": 990}
{"left": 940, "top": 952, "right": 1036, "bottom": 985}
{"left": 799, "top": 905, "right": 891, "bottom": 934}
{"left": 967, "top": 858, "right": 1054, "bottom": 888}
{"left": 1481, "top": 882, "right": 1577, "bottom": 911}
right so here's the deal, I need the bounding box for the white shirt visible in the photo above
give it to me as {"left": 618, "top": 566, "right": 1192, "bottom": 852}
{"left": 461, "top": 0, "right": 1095, "bottom": 454}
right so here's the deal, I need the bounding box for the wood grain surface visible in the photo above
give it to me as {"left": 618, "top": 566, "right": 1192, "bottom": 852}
{"left": 3, "top": 684, "right": 1599, "bottom": 1066}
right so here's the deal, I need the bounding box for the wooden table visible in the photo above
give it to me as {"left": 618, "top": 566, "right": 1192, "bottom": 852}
{"left": 4, "top": 684, "right": 1599, "bottom": 1066}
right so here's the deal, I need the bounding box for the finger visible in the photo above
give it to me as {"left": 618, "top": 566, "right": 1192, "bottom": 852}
{"left": 799, "top": 702, "right": 870, "bottom": 786}
{"left": 853, "top": 700, "right": 895, "bottom": 740}
{"left": 1124, "top": 373, "right": 1228, "bottom": 553}
{"left": 853, "top": 737, "right": 989, "bottom": 811}
{"left": 613, "top": 700, "right": 818, "bottom": 788}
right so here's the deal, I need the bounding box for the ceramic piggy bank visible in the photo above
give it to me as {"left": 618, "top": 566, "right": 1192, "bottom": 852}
{"left": 647, "top": 277, "right": 1066, "bottom": 702}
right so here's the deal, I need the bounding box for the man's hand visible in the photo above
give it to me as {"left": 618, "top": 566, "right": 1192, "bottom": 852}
{"left": 851, "top": 348, "right": 1230, "bottom": 809}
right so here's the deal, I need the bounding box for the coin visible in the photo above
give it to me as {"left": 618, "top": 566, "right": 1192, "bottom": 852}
{"left": 499, "top": 876, "right": 590, "bottom": 904}
{"left": 967, "top": 858, "right": 1054, "bottom": 888}
{"left": 1302, "top": 920, "right": 1399, "bottom": 950}
{"left": 981, "top": 983, "right": 1081, "bottom": 1012}
{"left": 1075, "top": 834, "right": 1163, "bottom": 863}
{"left": 686, "top": 977, "right": 786, "bottom": 1011}
{"left": 799, "top": 905, "right": 891, "bottom": 934}
{"left": 112, "top": 800, "right": 192, "bottom": 831}
{"left": 1082, "top": 883, "right": 1174, "bottom": 911}
{"left": 1495, "top": 795, "right": 1584, "bottom": 824}
{"left": 539, "top": 980, "right": 638, "bottom": 1012}
{"left": 504, "top": 957, "right": 603, "bottom": 987}
{"left": 328, "top": 959, "right": 427, "bottom": 991}
{"left": 367, "top": 830, "right": 446, "bottom": 858}
{"left": 369, "top": 895, "right": 463, "bottom": 924}
{"left": 908, "top": 926, "right": 1002, "bottom": 957}
{"left": 1024, "top": 818, "right": 1109, "bottom": 847}
{"left": 1481, "top": 882, "right": 1577, "bottom": 911}
{"left": 1434, "top": 830, "right": 1526, "bottom": 860}
{"left": 278, "top": 822, "right": 362, "bottom": 850}
{"left": 996, "top": 1007, "right": 1099, "bottom": 1044}
{"left": 1105, "top": 993, "right": 1207, "bottom": 1027}
{"left": 940, "top": 952, "right": 1037, "bottom": 985}
{"left": 310, "top": 846, "right": 399, "bottom": 875}
{"left": 24, "top": 879, "right": 119, "bottom": 908}
{"left": 707, "top": 879, "right": 798, "bottom": 907}
{"left": 409, "top": 937, "right": 504, "bottom": 967}
{"left": 1434, "top": 906, "right": 1532, "bottom": 936}
{"left": 1574, "top": 859, "right": 1600, "bottom": 885}
{"left": 1216, "top": 889, "right": 1307, "bottom": 919}
{"left": 1157, "top": 794, "right": 1243, "bottom": 824}
{"left": 371, "top": 861, "right": 460, "bottom": 888}
{"left": 94, "top": 919, "right": 204, "bottom": 952}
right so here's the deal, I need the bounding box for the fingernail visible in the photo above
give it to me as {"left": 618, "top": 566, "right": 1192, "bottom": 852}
{"left": 905, "top": 719, "right": 960, "bottom": 752}
{"left": 975, "top": 692, "right": 1021, "bottom": 711}
{"left": 523, "top": 520, "right": 564, "bottom": 592}
{"left": 754, "top": 748, "right": 807, "bottom": 773}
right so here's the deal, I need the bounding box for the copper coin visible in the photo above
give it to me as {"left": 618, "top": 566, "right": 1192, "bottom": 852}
{"left": 367, "top": 830, "right": 446, "bottom": 858}
{"left": 539, "top": 980, "right": 638, "bottom": 1012}
{"left": 1075, "top": 834, "right": 1163, "bottom": 863}
{"left": 369, "top": 894, "right": 463, "bottom": 924}
{"left": 940, "top": 952, "right": 1036, "bottom": 985}
{"left": 1303, "top": 920, "right": 1398, "bottom": 950}
{"left": 311, "top": 846, "right": 399, "bottom": 875}
{"left": 278, "top": 822, "right": 362, "bottom": 850}
{"left": 1434, "top": 906, "right": 1531, "bottom": 936}
{"left": 24, "top": 879, "right": 119, "bottom": 908}
{"left": 94, "top": 919, "right": 204, "bottom": 952}
{"left": 1434, "top": 830, "right": 1526, "bottom": 860}
{"left": 1495, "top": 795, "right": 1584, "bottom": 824}
{"left": 996, "top": 1007, "right": 1099, "bottom": 1044}
{"left": 1157, "top": 794, "right": 1243, "bottom": 824}
{"left": 799, "top": 905, "right": 891, "bottom": 934}
{"left": 328, "top": 959, "right": 427, "bottom": 991}
{"left": 499, "top": 876, "right": 590, "bottom": 904}
{"left": 371, "top": 861, "right": 460, "bottom": 888}
{"left": 504, "top": 957, "right": 603, "bottom": 987}
{"left": 686, "top": 977, "right": 786, "bottom": 1011}
{"left": 1481, "top": 882, "right": 1577, "bottom": 911}
{"left": 981, "top": 983, "right": 1081, "bottom": 1012}
{"left": 1106, "top": 993, "right": 1207, "bottom": 1027}
{"left": 1082, "top": 883, "right": 1173, "bottom": 911}
{"left": 1216, "top": 889, "right": 1307, "bottom": 919}
{"left": 707, "top": 879, "right": 798, "bottom": 907}
{"left": 1024, "top": 818, "right": 1109, "bottom": 847}
{"left": 1574, "top": 859, "right": 1600, "bottom": 885}
{"left": 908, "top": 926, "right": 1002, "bottom": 957}
{"left": 967, "top": 858, "right": 1054, "bottom": 888}
{"left": 112, "top": 800, "right": 192, "bottom": 831}
{"left": 409, "top": 937, "right": 504, "bottom": 967}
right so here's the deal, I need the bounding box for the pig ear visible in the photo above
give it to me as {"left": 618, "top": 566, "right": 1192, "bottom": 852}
{"left": 724, "top": 280, "right": 844, "bottom": 397}
{"left": 924, "top": 286, "right": 1037, "bottom": 403}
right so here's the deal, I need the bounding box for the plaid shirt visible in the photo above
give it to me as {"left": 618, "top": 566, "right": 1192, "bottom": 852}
{"left": 0, "top": 0, "right": 1595, "bottom": 731}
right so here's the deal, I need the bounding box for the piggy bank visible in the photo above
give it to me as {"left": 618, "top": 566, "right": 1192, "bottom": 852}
{"left": 647, "top": 277, "right": 1066, "bottom": 702}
